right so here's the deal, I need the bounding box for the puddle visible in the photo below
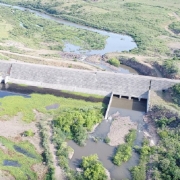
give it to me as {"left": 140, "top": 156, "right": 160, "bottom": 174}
{"left": 3, "top": 160, "right": 21, "bottom": 167}
{"left": 14, "top": 145, "right": 36, "bottom": 159}
{"left": 46, "top": 103, "right": 60, "bottom": 110}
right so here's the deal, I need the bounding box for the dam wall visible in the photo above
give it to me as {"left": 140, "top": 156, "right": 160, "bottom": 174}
{"left": 0, "top": 61, "right": 180, "bottom": 98}
{"left": 0, "top": 62, "right": 11, "bottom": 76}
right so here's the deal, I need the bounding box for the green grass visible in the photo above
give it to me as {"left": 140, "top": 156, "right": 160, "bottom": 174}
{"left": 0, "top": 5, "right": 107, "bottom": 51}
{"left": 169, "top": 21, "right": 180, "bottom": 34}
{"left": 0, "top": 19, "right": 12, "bottom": 39}
{"left": 0, "top": 136, "right": 42, "bottom": 180}
{"left": 0, "top": 53, "right": 9, "bottom": 60}
{"left": 0, "top": 94, "right": 103, "bottom": 122}
{"left": 61, "top": 90, "right": 105, "bottom": 98}
{"left": 1, "top": 0, "right": 180, "bottom": 55}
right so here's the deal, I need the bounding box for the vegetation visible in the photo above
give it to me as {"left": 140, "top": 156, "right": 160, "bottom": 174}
{"left": 104, "top": 137, "right": 110, "bottom": 144}
{"left": 24, "top": 129, "right": 34, "bottom": 137}
{"left": 61, "top": 90, "right": 105, "bottom": 99}
{"left": 173, "top": 49, "right": 180, "bottom": 60}
{"left": 108, "top": 58, "right": 120, "bottom": 67}
{"left": 140, "top": 105, "right": 180, "bottom": 180}
{"left": 54, "top": 108, "right": 103, "bottom": 146}
{"left": 1, "top": 0, "right": 179, "bottom": 55}
{"left": 81, "top": 154, "right": 107, "bottom": 180}
{"left": 39, "top": 121, "right": 55, "bottom": 180}
{"left": 131, "top": 139, "right": 152, "bottom": 180}
{"left": 0, "top": 6, "right": 107, "bottom": 51}
{"left": 172, "top": 83, "right": 180, "bottom": 106}
{"left": 169, "top": 22, "right": 180, "bottom": 34}
{"left": 113, "top": 129, "right": 136, "bottom": 166}
{"left": 0, "top": 53, "right": 9, "bottom": 60}
{"left": 162, "top": 60, "right": 178, "bottom": 74}
{"left": 0, "top": 93, "right": 103, "bottom": 122}
{"left": 0, "top": 136, "right": 42, "bottom": 179}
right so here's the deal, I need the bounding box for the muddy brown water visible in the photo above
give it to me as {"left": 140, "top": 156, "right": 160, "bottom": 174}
{"left": 68, "top": 97, "right": 147, "bottom": 180}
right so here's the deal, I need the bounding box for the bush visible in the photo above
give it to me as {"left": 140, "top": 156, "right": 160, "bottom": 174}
{"left": 104, "top": 137, "right": 110, "bottom": 144}
{"left": 163, "top": 60, "right": 178, "bottom": 74}
{"left": 131, "top": 163, "right": 146, "bottom": 180}
{"left": 72, "top": 124, "right": 87, "bottom": 146}
{"left": 113, "top": 130, "right": 136, "bottom": 166}
{"left": 24, "top": 129, "right": 34, "bottom": 137}
{"left": 81, "top": 154, "right": 107, "bottom": 180}
{"left": 108, "top": 58, "right": 120, "bottom": 67}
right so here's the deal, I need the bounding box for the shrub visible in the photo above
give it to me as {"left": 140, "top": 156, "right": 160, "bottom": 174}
{"left": 108, "top": 58, "right": 120, "bottom": 67}
{"left": 163, "top": 60, "right": 178, "bottom": 74}
{"left": 113, "top": 130, "right": 136, "bottom": 166}
{"left": 104, "top": 137, "right": 110, "bottom": 144}
{"left": 24, "top": 129, "right": 34, "bottom": 137}
{"left": 81, "top": 154, "right": 107, "bottom": 180}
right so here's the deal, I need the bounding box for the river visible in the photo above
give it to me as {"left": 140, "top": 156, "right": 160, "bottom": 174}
{"left": 0, "top": 3, "right": 137, "bottom": 56}
{"left": 68, "top": 96, "right": 147, "bottom": 180}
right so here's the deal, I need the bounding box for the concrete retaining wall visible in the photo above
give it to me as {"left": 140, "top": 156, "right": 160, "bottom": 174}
{"left": 0, "top": 61, "right": 180, "bottom": 98}
{"left": 105, "top": 92, "right": 114, "bottom": 119}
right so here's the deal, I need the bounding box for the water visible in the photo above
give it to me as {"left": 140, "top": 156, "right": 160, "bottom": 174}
{"left": 69, "top": 97, "right": 147, "bottom": 180}
{"left": 0, "top": 90, "right": 30, "bottom": 98}
{"left": 14, "top": 145, "right": 36, "bottom": 159}
{"left": 3, "top": 160, "right": 21, "bottom": 167}
{"left": 46, "top": 103, "right": 60, "bottom": 110}
{"left": 0, "top": 3, "right": 137, "bottom": 56}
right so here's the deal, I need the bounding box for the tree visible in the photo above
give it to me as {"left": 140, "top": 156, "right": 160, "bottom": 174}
{"left": 81, "top": 154, "right": 107, "bottom": 180}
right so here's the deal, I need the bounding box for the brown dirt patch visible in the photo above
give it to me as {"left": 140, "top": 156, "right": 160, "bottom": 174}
{"left": 0, "top": 112, "right": 43, "bottom": 153}
{"left": 0, "top": 170, "right": 15, "bottom": 180}
{"left": 32, "top": 163, "right": 48, "bottom": 180}
{"left": 108, "top": 112, "right": 137, "bottom": 146}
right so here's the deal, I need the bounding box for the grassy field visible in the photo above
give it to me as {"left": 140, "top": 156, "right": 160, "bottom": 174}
{"left": 0, "top": 136, "right": 42, "bottom": 179}
{"left": 0, "top": 94, "right": 103, "bottom": 122}
{"left": 0, "top": 6, "right": 107, "bottom": 51}
{"left": 0, "top": 0, "right": 180, "bottom": 56}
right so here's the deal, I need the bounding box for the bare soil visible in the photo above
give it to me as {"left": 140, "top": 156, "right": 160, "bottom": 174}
{"left": 0, "top": 113, "right": 43, "bottom": 153}
{"left": 0, "top": 170, "right": 15, "bottom": 180}
{"left": 108, "top": 112, "right": 137, "bottom": 146}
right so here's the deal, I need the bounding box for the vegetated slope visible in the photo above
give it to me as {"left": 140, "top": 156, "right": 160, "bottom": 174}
{"left": 1, "top": 0, "right": 180, "bottom": 55}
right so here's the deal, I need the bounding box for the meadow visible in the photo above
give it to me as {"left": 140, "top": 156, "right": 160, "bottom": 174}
{"left": 0, "top": 93, "right": 103, "bottom": 122}
{"left": 0, "top": 6, "right": 107, "bottom": 51}
{"left": 0, "top": 136, "right": 42, "bottom": 179}
{"left": 1, "top": 0, "right": 180, "bottom": 56}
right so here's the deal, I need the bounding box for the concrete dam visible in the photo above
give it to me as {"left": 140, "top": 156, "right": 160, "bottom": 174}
{"left": 0, "top": 61, "right": 180, "bottom": 100}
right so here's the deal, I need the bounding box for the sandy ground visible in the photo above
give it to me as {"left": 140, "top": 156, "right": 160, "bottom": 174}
{"left": 32, "top": 163, "right": 48, "bottom": 180}
{"left": 108, "top": 112, "right": 137, "bottom": 146}
{"left": 0, "top": 113, "right": 43, "bottom": 153}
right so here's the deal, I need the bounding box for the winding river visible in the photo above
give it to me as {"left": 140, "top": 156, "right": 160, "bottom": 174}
{"left": 0, "top": 3, "right": 137, "bottom": 56}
